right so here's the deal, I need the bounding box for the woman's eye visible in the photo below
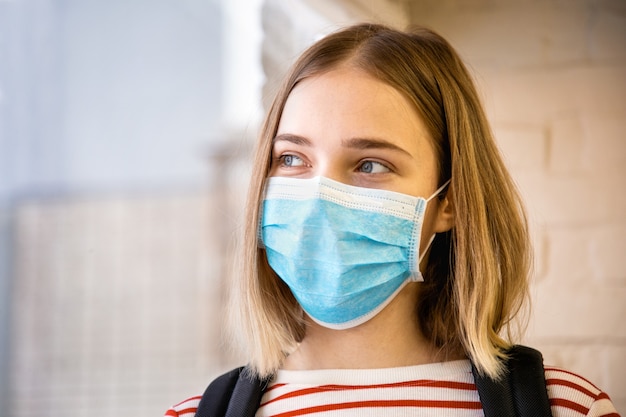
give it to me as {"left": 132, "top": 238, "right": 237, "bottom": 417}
{"left": 358, "top": 160, "right": 390, "bottom": 174}
{"left": 281, "top": 154, "right": 305, "bottom": 167}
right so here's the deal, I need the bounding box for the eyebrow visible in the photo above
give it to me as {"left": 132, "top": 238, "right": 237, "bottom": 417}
{"left": 272, "top": 134, "right": 312, "bottom": 146}
{"left": 273, "top": 134, "right": 413, "bottom": 157}
{"left": 341, "top": 137, "right": 413, "bottom": 157}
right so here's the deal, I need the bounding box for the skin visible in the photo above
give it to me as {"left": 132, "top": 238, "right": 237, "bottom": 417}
{"left": 269, "top": 64, "right": 456, "bottom": 370}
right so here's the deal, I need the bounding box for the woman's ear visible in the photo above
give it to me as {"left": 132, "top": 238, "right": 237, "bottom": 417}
{"left": 434, "top": 193, "right": 455, "bottom": 233}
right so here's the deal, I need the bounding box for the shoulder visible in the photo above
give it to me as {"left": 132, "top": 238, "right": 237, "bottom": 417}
{"left": 164, "top": 395, "right": 202, "bottom": 417}
{"left": 164, "top": 367, "right": 247, "bottom": 417}
{"left": 544, "top": 366, "right": 620, "bottom": 417}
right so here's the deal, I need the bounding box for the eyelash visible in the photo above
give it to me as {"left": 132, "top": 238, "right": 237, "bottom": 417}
{"left": 277, "top": 154, "right": 306, "bottom": 168}
{"left": 357, "top": 160, "right": 391, "bottom": 174}
{"left": 274, "top": 154, "right": 393, "bottom": 175}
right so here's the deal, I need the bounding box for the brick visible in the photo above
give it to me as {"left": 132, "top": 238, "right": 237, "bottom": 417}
{"left": 337, "top": 0, "right": 409, "bottom": 28}
{"left": 589, "top": 5, "right": 626, "bottom": 63}
{"left": 514, "top": 174, "right": 589, "bottom": 225}
{"left": 493, "top": 124, "right": 546, "bottom": 172}
{"left": 514, "top": 172, "right": 626, "bottom": 225}
{"left": 581, "top": 116, "right": 626, "bottom": 173}
{"left": 606, "top": 345, "right": 626, "bottom": 408}
{"left": 600, "top": 174, "right": 626, "bottom": 224}
{"left": 484, "top": 69, "right": 579, "bottom": 125}
{"left": 548, "top": 116, "right": 585, "bottom": 174}
{"left": 409, "top": 4, "right": 588, "bottom": 69}
{"left": 521, "top": 343, "right": 608, "bottom": 389}
{"left": 542, "top": 226, "right": 594, "bottom": 285}
{"left": 529, "top": 281, "right": 626, "bottom": 339}
{"left": 588, "top": 224, "right": 626, "bottom": 285}
{"left": 539, "top": 5, "right": 590, "bottom": 66}
{"left": 567, "top": 66, "right": 626, "bottom": 118}
{"left": 482, "top": 65, "right": 626, "bottom": 127}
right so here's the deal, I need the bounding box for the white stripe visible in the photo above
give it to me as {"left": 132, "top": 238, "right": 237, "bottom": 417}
{"left": 588, "top": 397, "right": 621, "bottom": 415}
{"left": 545, "top": 367, "right": 602, "bottom": 395}
{"left": 270, "top": 360, "right": 473, "bottom": 385}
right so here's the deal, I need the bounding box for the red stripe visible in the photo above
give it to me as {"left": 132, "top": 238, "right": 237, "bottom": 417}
{"left": 545, "top": 367, "right": 601, "bottom": 391}
{"left": 272, "top": 400, "right": 482, "bottom": 417}
{"left": 262, "top": 379, "right": 476, "bottom": 407}
{"left": 550, "top": 398, "right": 589, "bottom": 414}
{"left": 547, "top": 378, "right": 598, "bottom": 399}
{"left": 266, "top": 379, "right": 474, "bottom": 392}
{"left": 265, "top": 383, "right": 287, "bottom": 392}
{"left": 164, "top": 411, "right": 178, "bottom": 417}
{"left": 172, "top": 407, "right": 198, "bottom": 416}
{"left": 172, "top": 396, "right": 202, "bottom": 408}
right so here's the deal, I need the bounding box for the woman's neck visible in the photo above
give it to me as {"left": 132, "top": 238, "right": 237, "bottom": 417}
{"left": 283, "top": 283, "right": 448, "bottom": 370}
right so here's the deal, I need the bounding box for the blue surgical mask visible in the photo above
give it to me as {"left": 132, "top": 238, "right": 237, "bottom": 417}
{"left": 260, "top": 176, "right": 450, "bottom": 330}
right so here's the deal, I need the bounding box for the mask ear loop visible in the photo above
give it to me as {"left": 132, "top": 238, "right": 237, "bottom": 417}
{"left": 426, "top": 179, "right": 451, "bottom": 203}
{"left": 418, "top": 234, "right": 437, "bottom": 264}
{"left": 410, "top": 233, "right": 436, "bottom": 282}
{"left": 413, "top": 179, "right": 452, "bottom": 279}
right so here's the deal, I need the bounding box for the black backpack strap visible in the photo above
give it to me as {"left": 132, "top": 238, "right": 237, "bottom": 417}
{"left": 471, "top": 357, "right": 516, "bottom": 416}
{"left": 195, "top": 367, "right": 242, "bottom": 417}
{"left": 507, "top": 345, "right": 553, "bottom": 417}
{"left": 471, "top": 345, "right": 553, "bottom": 417}
{"left": 195, "top": 366, "right": 268, "bottom": 417}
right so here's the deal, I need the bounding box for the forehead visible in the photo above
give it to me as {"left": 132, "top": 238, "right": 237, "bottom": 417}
{"left": 277, "top": 66, "right": 433, "bottom": 156}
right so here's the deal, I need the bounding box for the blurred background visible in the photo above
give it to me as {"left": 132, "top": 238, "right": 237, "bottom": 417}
{"left": 0, "top": 0, "right": 624, "bottom": 415}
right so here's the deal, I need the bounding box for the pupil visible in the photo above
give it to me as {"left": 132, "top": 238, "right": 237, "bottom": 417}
{"left": 285, "top": 155, "right": 293, "bottom": 166}
{"left": 361, "top": 161, "right": 372, "bottom": 173}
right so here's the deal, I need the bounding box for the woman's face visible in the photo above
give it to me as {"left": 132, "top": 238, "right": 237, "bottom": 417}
{"left": 269, "top": 64, "right": 453, "bottom": 248}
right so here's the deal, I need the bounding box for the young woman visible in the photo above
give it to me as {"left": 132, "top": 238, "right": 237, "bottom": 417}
{"left": 166, "top": 23, "right": 619, "bottom": 416}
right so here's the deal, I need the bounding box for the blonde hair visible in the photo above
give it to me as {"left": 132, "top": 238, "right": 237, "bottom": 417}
{"left": 229, "top": 23, "right": 531, "bottom": 380}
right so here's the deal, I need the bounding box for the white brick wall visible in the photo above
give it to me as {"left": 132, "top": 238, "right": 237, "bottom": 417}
{"left": 407, "top": 0, "right": 626, "bottom": 411}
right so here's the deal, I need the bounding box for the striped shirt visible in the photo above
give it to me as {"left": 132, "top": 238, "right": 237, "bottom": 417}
{"left": 165, "top": 360, "right": 620, "bottom": 417}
